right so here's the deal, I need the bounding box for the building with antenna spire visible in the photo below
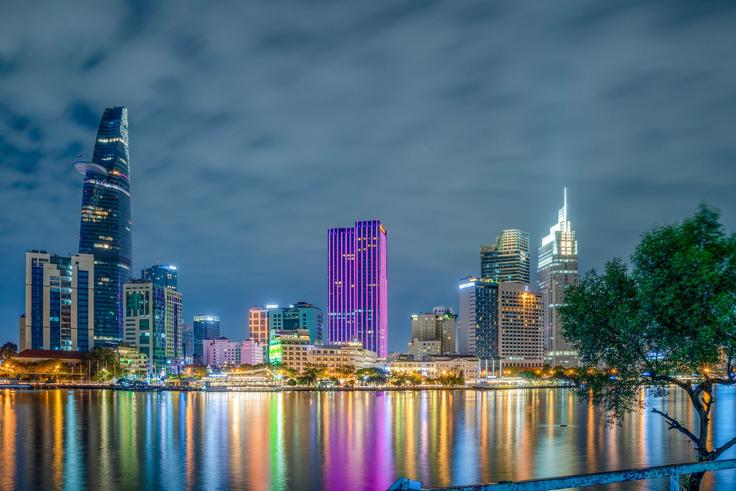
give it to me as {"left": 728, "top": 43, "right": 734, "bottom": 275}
{"left": 538, "top": 188, "right": 580, "bottom": 367}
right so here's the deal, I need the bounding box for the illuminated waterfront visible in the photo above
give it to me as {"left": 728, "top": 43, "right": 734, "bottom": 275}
{"left": 1, "top": 388, "right": 735, "bottom": 490}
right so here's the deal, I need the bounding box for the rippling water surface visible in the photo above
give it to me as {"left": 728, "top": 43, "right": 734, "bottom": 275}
{"left": 1, "top": 388, "right": 735, "bottom": 490}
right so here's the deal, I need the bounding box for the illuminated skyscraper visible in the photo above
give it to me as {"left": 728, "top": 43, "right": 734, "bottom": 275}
{"left": 77, "top": 106, "right": 132, "bottom": 346}
{"left": 538, "top": 188, "right": 579, "bottom": 367}
{"left": 327, "top": 220, "right": 388, "bottom": 358}
{"left": 481, "top": 229, "right": 530, "bottom": 284}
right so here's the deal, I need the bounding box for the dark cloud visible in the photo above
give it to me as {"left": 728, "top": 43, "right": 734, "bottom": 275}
{"left": 1, "top": 0, "right": 736, "bottom": 350}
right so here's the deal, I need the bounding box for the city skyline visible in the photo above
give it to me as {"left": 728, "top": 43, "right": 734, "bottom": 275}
{"left": 2, "top": 2, "right": 736, "bottom": 352}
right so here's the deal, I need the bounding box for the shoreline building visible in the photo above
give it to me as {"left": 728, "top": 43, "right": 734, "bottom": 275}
{"left": 498, "top": 283, "right": 545, "bottom": 368}
{"left": 268, "top": 302, "right": 324, "bottom": 344}
{"left": 480, "top": 229, "right": 530, "bottom": 284}
{"left": 76, "top": 106, "right": 132, "bottom": 347}
{"left": 408, "top": 307, "right": 457, "bottom": 359}
{"left": 22, "top": 251, "right": 95, "bottom": 352}
{"left": 193, "top": 315, "right": 221, "bottom": 364}
{"left": 538, "top": 189, "right": 580, "bottom": 367}
{"left": 457, "top": 276, "right": 499, "bottom": 361}
{"left": 327, "top": 220, "right": 388, "bottom": 358}
{"left": 123, "top": 267, "right": 183, "bottom": 373}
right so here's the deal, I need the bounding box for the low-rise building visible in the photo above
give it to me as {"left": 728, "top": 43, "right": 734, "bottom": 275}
{"left": 241, "top": 339, "right": 264, "bottom": 366}
{"left": 307, "top": 342, "right": 378, "bottom": 372}
{"left": 388, "top": 355, "right": 480, "bottom": 382}
{"left": 268, "top": 329, "right": 312, "bottom": 371}
{"left": 115, "top": 345, "right": 149, "bottom": 379}
{"left": 203, "top": 337, "right": 242, "bottom": 368}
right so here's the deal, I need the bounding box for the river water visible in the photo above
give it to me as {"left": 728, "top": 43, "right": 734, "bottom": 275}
{"left": 1, "top": 387, "right": 735, "bottom": 490}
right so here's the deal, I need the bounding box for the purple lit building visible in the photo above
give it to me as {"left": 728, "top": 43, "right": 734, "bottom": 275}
{"left": 327, "top": 220, "right": 388, "bottom": 358}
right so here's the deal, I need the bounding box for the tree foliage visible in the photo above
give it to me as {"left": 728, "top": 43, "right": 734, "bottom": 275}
{"left": 0, "top": 342, "right": 18, "bottom": 361}
{"left": 560, "top": 205, "right": 736, "bottom": 490}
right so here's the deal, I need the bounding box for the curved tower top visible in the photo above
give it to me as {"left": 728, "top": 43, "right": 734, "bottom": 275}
{"left": 78, "top": 106, "right": 132, "bottom": 346}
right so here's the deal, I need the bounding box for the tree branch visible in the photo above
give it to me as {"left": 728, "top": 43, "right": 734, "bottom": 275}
{"left": 710, "top": 377, "right": 736, "bottom": 386}
{"left": 710, "top": 435, "right": 736, "bottom": 461}
{"left": 651, "top": 408, "right": 701, "bottom": 447}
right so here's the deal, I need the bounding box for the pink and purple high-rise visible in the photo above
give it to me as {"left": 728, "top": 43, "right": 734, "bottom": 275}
{"left": 327, "top": 220, "right": 388, "bottom": 358}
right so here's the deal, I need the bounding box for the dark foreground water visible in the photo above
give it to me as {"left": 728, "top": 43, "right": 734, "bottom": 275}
{"left": 1, "top": 388, "right": 735, "bottom": 490}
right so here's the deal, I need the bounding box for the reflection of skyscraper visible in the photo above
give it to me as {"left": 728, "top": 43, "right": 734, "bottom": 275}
{"left": 480, "top": 229, "right": 530, "bottom": 283}
{"left": 327, "top": 220, "right": 388, "bottom": 358}
{"left": 77, "top": 106, "right": 132, "bottom": 346}
{"left": 538, "top": 188, "right": 579, "bottom": 367}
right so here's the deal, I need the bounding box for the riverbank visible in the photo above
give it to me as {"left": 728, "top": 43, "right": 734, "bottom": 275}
{"left": 1, "top": 381, "right": 574, "bottom": 392}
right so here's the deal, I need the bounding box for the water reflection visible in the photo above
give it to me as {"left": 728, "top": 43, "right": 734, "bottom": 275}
{"left": 0, "top": 388, "right": 735, "bottom": 490}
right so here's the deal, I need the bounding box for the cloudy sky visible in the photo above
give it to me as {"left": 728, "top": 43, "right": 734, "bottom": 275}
{"left": 1, "top": 0, "right": 735, "bottom": 350}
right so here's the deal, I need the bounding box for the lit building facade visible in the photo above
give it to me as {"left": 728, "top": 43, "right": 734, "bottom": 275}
{"left": 388, "top": 355, "right": 480, "bottom": 382}
{"left": 141, "top": 264, "right": 177, "bottom": 290}
{"left": 538, "top": 188, "right": 580, "bottom": 367}
{"left": 498, "top": 283, "right": 545, "bottom": 367}
{"left": 408, "top": 307, "right": 457, "bottom": 358}
{"left": 268, "top": 302, "right": 324, "bottom": 344}
{"left": 457, "top": 276, "right": 499, "bottom": 360}
{"left": 240, "top": 339, "right": 264, "bottom": 365}
{"left": 116, "top": 345, "right": 149, "bottom": 378}
{"left": 248, "top": 306, "right": 270, "bottom": 346}
{"left": 23, "top": 251, "right": 95, "bottom": 352}
{"left": 193, "top": 315, "right": 221, "bottom": 364}
{"left": 203, "top": 337, "right": 242, "bottom": 368}
{"left": 268, "top": 329, "right": 312, "bottom": 369}
{"left": 307, "top": 342, "right": 378, "bottom": 372}
{"left": 480, "top": 229, "right": 530, "bottom": 284}
{"left": 77, "top": 106, "right": 132, "bottom": 346}
{"left": 123, "top": 276, "right": 182, "bottom": 372}
{"left": 327, "top": 220, "right": 388, "bottom": 358}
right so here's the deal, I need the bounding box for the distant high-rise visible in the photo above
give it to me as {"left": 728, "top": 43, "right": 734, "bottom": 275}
{"left": 498, "top": 283, "right": 545, "bottom": 368}
{"left": 23, "top": 251, "right": 95, "bottom": 352}
{"left": 327, "top": 220, "right": 388, "bottom": 358}
{"left": 77, "top": 106, "right": 132, "bottom": 346}
{"left": 193, "top": 315, "right": 221, "bottom": 364}
{"left": 268, "top": 302, "right": 324, "bottom": 344}
{"left": 142, "top": 264, "right": 177, "bottom": 290}
{"left": 457, "top": 276, "right": 498, "bottom": 360}
{"left": 480, "top": 229, "right": 530, "bottom": 284}
{"left": 538, "top": 188, "right": 579, "bottom": 367}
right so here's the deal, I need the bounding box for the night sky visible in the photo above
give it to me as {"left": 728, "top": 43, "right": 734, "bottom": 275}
{"left": 2, "top": 1, "right": 736, "bottom": 351}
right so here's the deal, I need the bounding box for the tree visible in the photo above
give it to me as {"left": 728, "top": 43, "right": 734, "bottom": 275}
{"left": 82, "top": 347, "right": 121, "bottom": 381}
{"left": 560, "top": 206, "right": 736, "bottom": 491}
{"left": 0, "top": 342, "right": 17, "bottom": 361}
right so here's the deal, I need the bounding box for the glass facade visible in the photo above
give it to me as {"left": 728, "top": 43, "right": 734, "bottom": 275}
{"left": 24, "top": 251, "right": 94, "bottom": 351}
{"left": 193, "top": 315, "right": 221, "bottom": 363}
{"left": 78, "top": 106, "right": 132, "bottom": 346}
{"left": 327, "top": 220, "right": 388, "bottom": 358}
{"left": 538, "top": 188, "right": 580, "bottom": 367}
{"left": 142, "top": 264, "right": 177, "bottom": 290}
{"left": 267, "top": 302, "right": 324, "bottom": 344}
{"left": 480, "top": 229, "right": 530, "bottom": 284}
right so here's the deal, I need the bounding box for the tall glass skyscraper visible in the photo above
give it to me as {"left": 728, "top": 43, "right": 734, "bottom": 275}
{"left": 77, "top": 106, "right": 132, "bottom": 346}
{"left": 480, "top": 229, "right": 530, "bottom": 284}
{"left": 141, "top": 264, "right": 177, "bottom": 290}
{"left": 327, "top": 220, "right": 388, "bottom": 358}
{"left": 538, "top": 188, "right": 579, "bottom": 367}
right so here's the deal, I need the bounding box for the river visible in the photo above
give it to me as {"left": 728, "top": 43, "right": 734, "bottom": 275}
{"left": 1, "top": 387, "right": 735, "bottom": 490}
